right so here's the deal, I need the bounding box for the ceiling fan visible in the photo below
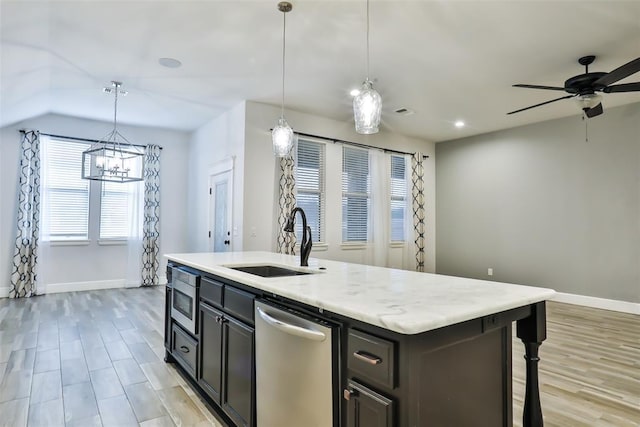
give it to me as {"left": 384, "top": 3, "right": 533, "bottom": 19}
{"left": 508, "top": 55, "right": 640, "bottom": 118}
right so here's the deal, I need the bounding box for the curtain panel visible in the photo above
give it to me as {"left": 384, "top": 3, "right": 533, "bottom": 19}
{"left": 276, "top": 156, "right": 297, "bottom": 254}
{"left": 141, "top": 145, "right": 161, "bottom": 286}
{"left": 10, "top": 130, "right": 41, "bottom": 298}
{"left": 411, "top": 152, "right": 426, "bottom": 272}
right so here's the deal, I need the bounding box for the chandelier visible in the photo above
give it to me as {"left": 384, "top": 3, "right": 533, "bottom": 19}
{"left": 82, "top": 81, "right": 145, "bottom": 182}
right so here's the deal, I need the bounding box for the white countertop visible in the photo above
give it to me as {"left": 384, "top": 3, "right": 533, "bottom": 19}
{"left": 165, "top": 251, "right": 555, "bottom": 335}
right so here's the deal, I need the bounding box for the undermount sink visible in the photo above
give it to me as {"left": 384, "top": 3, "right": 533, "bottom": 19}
{"left": 227, "top": 265, "right": 313, "bottom": 278}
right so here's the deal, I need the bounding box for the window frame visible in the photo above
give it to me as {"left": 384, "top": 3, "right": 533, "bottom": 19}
{"left": 341, "top": 146, "right": 370, "bottom": 244}
{"left": 294, "top": 137, "right": 326, "bottom": 245}
{"left": 390, "top": 154, "right": 407, "bottom": 243}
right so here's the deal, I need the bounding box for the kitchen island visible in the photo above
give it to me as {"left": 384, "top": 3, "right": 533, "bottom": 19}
{"left": 164, "top": 251, "right": 555, "bottom": 427}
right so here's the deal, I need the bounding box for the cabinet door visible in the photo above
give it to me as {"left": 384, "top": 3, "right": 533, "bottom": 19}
{"left": 164, "top": 287, "right": 172, "bottom": 350}
{"left": 346, "top": 381, "right": 394, "bottom": 427}
{"left": 222, "top": 316, "right": 255, "bottom": 427}
{"left": 199, "top": 302, "right": 224, "bottom": 404}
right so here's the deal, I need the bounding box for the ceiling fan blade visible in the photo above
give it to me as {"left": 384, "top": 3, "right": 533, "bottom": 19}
{"left": 584, "top": 103, "right": 603, "bottom": 118}
{"left": 513, "top": 84, "right": 566, "bottom": 91}
{"left": 507, "top": 95, "right": 574, "bottom": 115}
{"left": 594, "top": 57, "right": 640, "bottom": 87}
{"left": 602, "top": 82, "right": 640, "bottom": 93}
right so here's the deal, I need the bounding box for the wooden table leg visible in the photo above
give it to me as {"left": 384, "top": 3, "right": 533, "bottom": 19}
{"left": 516, "top": 301, "right": 547, "bottom": 427}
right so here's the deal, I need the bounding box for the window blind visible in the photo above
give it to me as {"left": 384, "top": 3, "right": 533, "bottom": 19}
{"left": 390, "top": 155, "right": 407, "bottom": 241}
{"left": 43, "top": 138, "right": 90, "bottom": 240}
{"left": 342, "top": 147, "right": 370, "bottom": 242}
{"left": 295, "top": 139, "right": 325, "bottom": 243}
{"left": 100, "top": 181, "right": 130, "bottom": 239}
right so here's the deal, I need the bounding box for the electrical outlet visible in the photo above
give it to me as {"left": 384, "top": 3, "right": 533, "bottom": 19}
{"left": 487, "top": 268, "right": 494, "bottom": 276}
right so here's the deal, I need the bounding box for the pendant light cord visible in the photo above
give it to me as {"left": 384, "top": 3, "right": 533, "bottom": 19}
{"left": 366, "top": 0, "right": 370, "bottom": 80}
{"left": 281, "top": 10, "right": 286, "bottom": 119}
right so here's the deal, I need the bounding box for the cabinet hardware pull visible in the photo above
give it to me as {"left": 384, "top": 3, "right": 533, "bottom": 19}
{"left": 353, "top": 351, "right": 382, "bottom": 365}
{"left": 179, "top": 345, "right": 190, "bottom": 353}
{"left": 343, "top": 388, "right": 358, "bottom": 401}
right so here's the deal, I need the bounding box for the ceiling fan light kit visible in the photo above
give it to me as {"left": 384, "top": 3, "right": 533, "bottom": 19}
{"left": 509, "top": 55, "right": 640, "bottom": 119}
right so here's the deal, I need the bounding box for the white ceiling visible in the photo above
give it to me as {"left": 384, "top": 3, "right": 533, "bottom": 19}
{"left": 1, "top": 0, "right": 639, "bottom": 142}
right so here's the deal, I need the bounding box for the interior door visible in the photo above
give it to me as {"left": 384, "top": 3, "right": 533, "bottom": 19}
{"left": 210, "top": 170, "right": 232, "bottom": 252}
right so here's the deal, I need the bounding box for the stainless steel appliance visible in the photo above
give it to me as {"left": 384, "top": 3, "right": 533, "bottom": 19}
{"left": 255, "top": 300, "right": 339, "bottom": 427}
{"left": 170, "top": 266, "right": 200, "bottom": 335}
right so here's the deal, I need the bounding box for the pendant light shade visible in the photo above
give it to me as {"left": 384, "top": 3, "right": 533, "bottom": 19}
{"left": 353, "top": 0, "right": 381, "bottom": 135}
{"left": 272, "top": 1, "right": 294, "bottom": 157}
{"left": 272, "top": 117, "right": 294, "bottom": 157}
{"left": 353, "top": 79, "right": 382, "bottom": 134}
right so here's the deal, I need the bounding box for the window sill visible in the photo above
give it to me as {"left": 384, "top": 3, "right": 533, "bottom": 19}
{"left": 98, "top": 239, "right": 128, "bottom": 246}
{"left": 390, "top": 242, "right": 406, "bottom": 249}
{"left": 48, "top": 239, "right": 91, "bottom": 247}
{"left": 294, "top": 243, "right": 328, "bottom": 252}
{"left": 340, "top": 243, "right": 367, "bottom": 250}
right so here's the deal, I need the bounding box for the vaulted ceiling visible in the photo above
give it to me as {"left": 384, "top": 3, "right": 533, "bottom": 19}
{"left": 1, "top": 0, "right": 639, "bottom": 142}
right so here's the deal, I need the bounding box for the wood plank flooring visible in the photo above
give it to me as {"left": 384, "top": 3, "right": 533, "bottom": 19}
{"left": 0, "top": 287, "right": 223, "bottom": 427}
{"left": 0, "top": 287, "right": 638, "bottom": 426}
{"left": 512, "top": 302, "right": 640, "bottom": 427}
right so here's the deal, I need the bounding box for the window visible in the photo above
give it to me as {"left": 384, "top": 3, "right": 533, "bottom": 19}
{"left": 390, "top": 155, "right": 407, "bottom": 242}
{"left": 342, "top": 147, "right": 369, "bottom": 242}
{"left": 42, "top": 137, "right": 90, "bottom": 240}
{"left": 99, "top": 181, "right": 130, "bottom": 239}
{"left": 295, "top": 139, "right": 325, "bottom": 243}
{"left": 41, "top": 136, "right": 137, "bottom": 242}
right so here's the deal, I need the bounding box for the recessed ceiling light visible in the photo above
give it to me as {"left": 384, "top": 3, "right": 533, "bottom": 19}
{"left": 454, "top": 120, "right": 465, "bottom": 128}
{"left": 350, "top": 89, "right": 360, "bottom": 97}
{"left": 158, "top": 57, "right": 182, "bottom": 68}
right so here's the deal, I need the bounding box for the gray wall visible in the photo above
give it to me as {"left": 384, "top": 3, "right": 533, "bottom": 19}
{"left": 436, "top": 102, "right": 640, "bottom": 303}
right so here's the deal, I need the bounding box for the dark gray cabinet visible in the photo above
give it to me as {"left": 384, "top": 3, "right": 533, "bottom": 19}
{"left": 164, "top": 286, "right": 172, "bottom": 351}
{"left": 197, "top": 279, "right": 255, "bottom": 427}
{"left": 199, "top": 302, "right": 224, "bottom": 404}
{"left": 221, "top": 315, "right": 254, "bottom": 427}
{"left": 345, "top": 381, "right": 394, "bottom": 427}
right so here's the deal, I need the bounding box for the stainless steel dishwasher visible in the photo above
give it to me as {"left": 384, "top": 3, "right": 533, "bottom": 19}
{"left": 255, "top": 300, "right": 339, "bottom": 427}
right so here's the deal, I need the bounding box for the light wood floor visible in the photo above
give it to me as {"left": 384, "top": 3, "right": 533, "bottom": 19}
{"left": 0, "top": 287, "right": 224, "bottom": 427}
{"left": 512, "top": 302, "right": 640, "bottom": 427}
{"left": 0, "top": 288, "right": 638, "bottom": 426}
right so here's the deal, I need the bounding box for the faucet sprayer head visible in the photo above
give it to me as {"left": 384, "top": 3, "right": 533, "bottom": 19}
{"left": 283, "top": 215, "right": 295, "bottom": 233}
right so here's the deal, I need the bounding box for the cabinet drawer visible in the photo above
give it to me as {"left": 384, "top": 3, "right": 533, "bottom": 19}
{"left": 201, "top": 277, "right": 224, "bottom": 308}
{"left": 172, "top": 323, "right": 198, "bottom": 377}
{"left": 348, "top": 329, "right": 396, "bottom": 389}
{"left": 224, "top": 286, "right": 254, "bottom": 326}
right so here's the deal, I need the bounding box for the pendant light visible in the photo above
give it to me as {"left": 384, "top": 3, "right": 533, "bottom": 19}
{"left": 272, "top": 2, "right": 294, "bottom": 157}
{"left": 353, "top": 0, "right": 381, "bottom": 134}
{"left": 81, "top": 81, "right": 145, "bottom": 182}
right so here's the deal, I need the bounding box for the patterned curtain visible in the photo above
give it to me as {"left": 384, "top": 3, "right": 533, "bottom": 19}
{"left": 276, "top": 156, "right": 297, "bottom": 254}
{"left": 10, "top": 130, "right": 41, "bottom": 298}
{"left": 141, "top": 145, "right": 161, "bottom": 286}
{"left": 411, "top": 152, "right": 426, "bottom": 272}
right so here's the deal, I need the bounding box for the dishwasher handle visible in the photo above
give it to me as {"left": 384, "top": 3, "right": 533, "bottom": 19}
{"left": 257, "top": 307, "right": 326, "bottom": 342}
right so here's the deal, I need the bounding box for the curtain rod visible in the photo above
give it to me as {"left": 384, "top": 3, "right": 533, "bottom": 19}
{"left": 18, "top": 130, "right": 163, "bottom": 150}
{"left": 292, "top": 130, "right": 429, "bottom": 159}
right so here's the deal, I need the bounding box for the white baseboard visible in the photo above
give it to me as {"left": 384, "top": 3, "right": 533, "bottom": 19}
{"left": 0, "top": 287, "right": 9, "bottom": 298}
{"left": 551, "top": 292, "right": 640, "bottom": 315}
{"left": 46, "top": 279, "right": 126, "bottom": 294}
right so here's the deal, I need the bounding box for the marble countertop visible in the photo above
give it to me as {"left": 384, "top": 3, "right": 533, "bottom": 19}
{"left": 165, "top": 251, "right": 555, "bottom": 335}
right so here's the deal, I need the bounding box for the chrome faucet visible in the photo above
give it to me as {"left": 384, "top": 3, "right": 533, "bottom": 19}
{"left": 283, "top": 207, "right": 312, "bottom": 267}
